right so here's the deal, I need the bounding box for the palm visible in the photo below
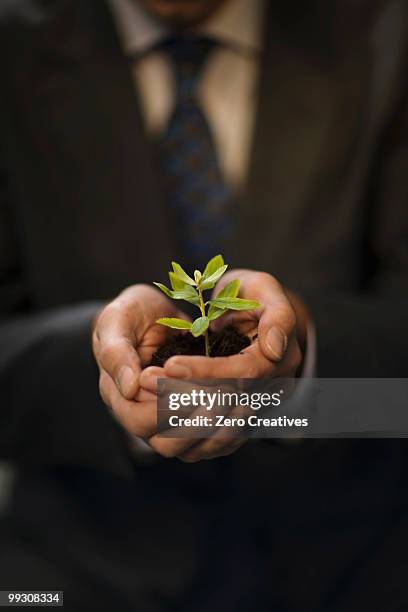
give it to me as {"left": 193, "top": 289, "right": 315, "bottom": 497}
{"left": 136, "top": 289, "right": 189, "bottom": 366}
{"left": 215, "top": 310, "right": 258, "bottom": 338}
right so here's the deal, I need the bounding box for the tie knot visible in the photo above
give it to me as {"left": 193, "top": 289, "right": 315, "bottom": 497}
{"left": 160, "top": 36, "right": 217, "bottom": 98}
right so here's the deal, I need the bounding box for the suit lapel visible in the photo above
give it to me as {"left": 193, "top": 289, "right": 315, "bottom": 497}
{"left": 236, "top": 8, "right": 372, "bottom": 289}
{"left": 13, "top": 0, "right": 174, "bottom": 305}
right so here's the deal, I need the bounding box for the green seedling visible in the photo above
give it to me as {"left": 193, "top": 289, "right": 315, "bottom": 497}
{"left": 154, "top": 254, "right": 260, "bottom": 357}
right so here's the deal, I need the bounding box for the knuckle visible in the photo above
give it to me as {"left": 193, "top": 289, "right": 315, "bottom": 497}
{"left": 259, "top": 271, "right": 277, "bottom": 284}
{"left": 247, "top": 271, "right": 275, "bottom": 292}
{"left": 105, "top": 299, "right": 125, "bottom": 315}
{"left": 259, "top": 272, "right": 282, "bottom": 291}
{"left": 99, "top": 340, "right": 123, "bottom": 368}
{"left": 103, "top": 299, "right": 135, "bottom": 326}
{"left": 97, "top": 302, "right": 117, "bottom": 323}
{"left": 128, "top": 424, "right": 148, "bottom": 439}
{"left": 151, "top": 440, "right": 180, "bottom": 459}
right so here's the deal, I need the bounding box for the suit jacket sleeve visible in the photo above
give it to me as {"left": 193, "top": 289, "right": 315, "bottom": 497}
{"left": 305, "top": 67, "right": 408, "bottom": 377}
{"left": 0, "top": 170, "right": 134, "bottom": 477}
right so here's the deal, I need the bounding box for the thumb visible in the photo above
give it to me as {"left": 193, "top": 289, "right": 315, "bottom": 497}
{"left": 258, "top": 300, "right": 295, "bottom": 362}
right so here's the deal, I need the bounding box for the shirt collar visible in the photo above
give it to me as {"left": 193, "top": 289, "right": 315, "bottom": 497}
{"left": 108, "top": 0, "right": 266, "bottom": 57}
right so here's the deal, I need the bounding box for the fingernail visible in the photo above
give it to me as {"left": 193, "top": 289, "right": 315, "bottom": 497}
{"left": 117, "top": 366, "right": 135, "bottom": 397}
{"left": 266, "top": 327, "right": 287, "bottom": 361}
{"left": 166, "top": 363, "right": 192, "bottom": 379}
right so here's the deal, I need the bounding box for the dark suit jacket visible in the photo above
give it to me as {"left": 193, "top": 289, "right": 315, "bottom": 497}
{"left": 0, "top": 1, "right": 408, "bottom": 611}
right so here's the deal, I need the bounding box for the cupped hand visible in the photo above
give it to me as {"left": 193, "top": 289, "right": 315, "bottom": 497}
{"left": 92, "top": 284, "right": 188, "bottom": 438}
{"left": 141, "top": 270, "right": 309, "bottom": 462}
{"left": 93, "top": 274, "right": 309, "bottom": 462}
{"left": 162, "top": 270, "right": 306, "bottom": 381}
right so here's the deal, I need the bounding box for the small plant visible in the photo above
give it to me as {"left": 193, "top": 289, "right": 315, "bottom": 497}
{"left": 154, "top": 255, "right": 260, "bottom": 357}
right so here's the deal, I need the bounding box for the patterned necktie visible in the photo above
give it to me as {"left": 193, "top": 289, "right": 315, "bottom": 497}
{"left": 157, "top": 36, "right": 233, "bottom": 269}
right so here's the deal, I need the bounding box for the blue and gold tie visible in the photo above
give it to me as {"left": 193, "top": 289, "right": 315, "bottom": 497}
{"left": 157, "top": 37, "right": 233, "bottom": 269}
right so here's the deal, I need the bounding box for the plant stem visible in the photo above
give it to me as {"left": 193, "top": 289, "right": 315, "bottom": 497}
{"left": 198, "top": 286, "right": 210, "bottom": 357}
{"left": 204, "top": 329, "right": 210, "bottom": 358}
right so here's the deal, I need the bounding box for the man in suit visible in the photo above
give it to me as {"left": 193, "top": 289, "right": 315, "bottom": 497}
{"left": 0, "top": 0, "right": 408, "bottom": 610}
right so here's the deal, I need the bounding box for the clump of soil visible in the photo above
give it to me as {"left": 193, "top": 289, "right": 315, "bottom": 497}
{"left": 150, "top": 325, "right": 251, "bottom": 367}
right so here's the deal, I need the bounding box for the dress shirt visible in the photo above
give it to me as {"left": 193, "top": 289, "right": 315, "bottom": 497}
{"left": 108, "top": 0, "right": 266, "bottom": 190}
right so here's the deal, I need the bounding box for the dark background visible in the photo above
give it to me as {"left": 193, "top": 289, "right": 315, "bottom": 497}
{"left": 0, "top": 1, "right": 407, "bottom": 610}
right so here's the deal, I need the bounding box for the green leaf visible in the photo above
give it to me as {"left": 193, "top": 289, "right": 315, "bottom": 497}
{"left": 202, "top": 255, "right": 224, "bottom": 281}
{"left": 194, "top": 270, "right": 202, "bottom": 285}
{"left": 186, "top": 297, "right": 200, "bottom": 306}
{"left": 208, "top": 297, "right": 261, "bottom": 311}
{"left": 216, "top": 279, "right": 240, "bottom": 299}
{"left": 208, "top": 307, "right": 225, "bottom": 321}
{"left": 177, "top": 285, "right": 199, "bottom": 305}
{"left": 153, "top": 282, "right": 173, "bottom": 298}
{"left": 171, "top": 262, "right": 195, "bottom": 286}
{"left": 154, "top": 282, "right": 199, "bottom": 302}
{"left": 207, "top": 279, "right": 240, "bottom": 321}
{"left": 190, "top": 316, "right": 209, "bottom": 337}
{"left": 156, "top": 318, "right": 192, "bottom": 330}
{"left": 168, "top": 274, "right": 199, "bottom": 304}
{"left": 200, "top": 264, "right": 228, "bottom": 290}
{"left": 172, "top": 290, "right": 199, "bottom": 300}
{"left": 169, "top": 271, "right": 187, "bottom": 291}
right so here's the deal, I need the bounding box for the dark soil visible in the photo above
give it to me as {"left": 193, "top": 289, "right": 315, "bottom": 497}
{"left": 150, "top": 325, "right": 251, "bottom": 367}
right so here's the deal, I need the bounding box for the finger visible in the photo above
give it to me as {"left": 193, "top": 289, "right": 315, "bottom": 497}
{"left": 96, "top": 303, "right": 142, "bottom": 399}
{"left": 139, "top": 366, "right": 166, "bottom": 394}
{"left": 147, "top": 433, "right": 200, "bottom": 459}
{"left": 177, "top": 400, "right": 248, "bottom": 462}
{"left": 164, "top": 343, "right": 274, "bottom": 380}
{"left": 178, "top": 436, "right": 245, "bottom": 463}
{"left": 135, "top": 387, "right": 157, "bottom": 402}
{"left": 210, "top": 310, "right": 257, "bottom": 336}
{"left": 146, "top": 379, "right": 247, "bottom": 459}
{"left": 212, "top": 271, "right": 296, "bottom": 363}
{"left": 99, "top": 370, "right": 157, "bottom": 438}
{"left": 218, "top": 272, "right": 295, "bottom": 362}
{"left": 270, "top": 336, "right": 303, "bottom": 380}
{"left": 257, "top": 291, "right": 296, "bottom": 364}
